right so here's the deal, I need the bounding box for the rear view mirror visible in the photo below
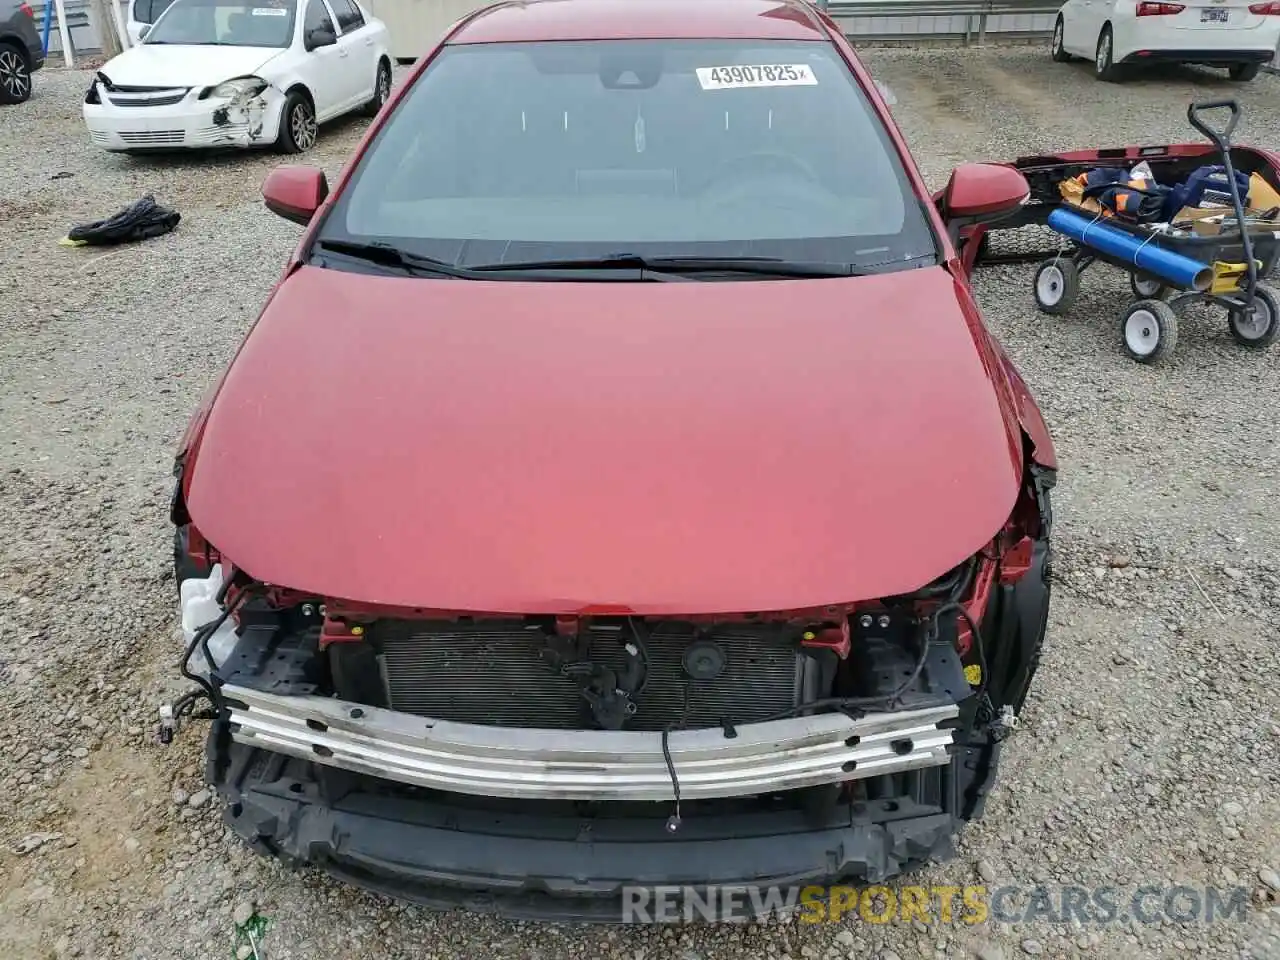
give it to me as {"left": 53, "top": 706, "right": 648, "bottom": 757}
{"left": 262, "top": 164, "right": 329, "bottom": 225}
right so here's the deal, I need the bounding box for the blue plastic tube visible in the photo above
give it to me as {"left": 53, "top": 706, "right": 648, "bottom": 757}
{"left": 1048, "top": 206, "right": 1213, "bottom": 292}
{"left": 41, "top": 0, "right": 52, "bottom": 56}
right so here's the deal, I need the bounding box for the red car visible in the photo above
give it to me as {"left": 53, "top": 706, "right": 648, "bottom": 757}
{"left": 169, "top": 0, "right": 1056, "bottom": 920}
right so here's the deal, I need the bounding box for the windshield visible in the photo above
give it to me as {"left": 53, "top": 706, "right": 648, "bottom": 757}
{"left": 317, "top": 39, "right": 937, "bottom": 271}
{"left": 145, "top": 0, "right": 296, "bottom": 47}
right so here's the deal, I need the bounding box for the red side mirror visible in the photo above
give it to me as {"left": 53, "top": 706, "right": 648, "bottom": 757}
{"left": 262, "top": 165, "right": 329, "bottom": 226}
{"left": 943, "top": 163, "right": 1030, "bottom": 220}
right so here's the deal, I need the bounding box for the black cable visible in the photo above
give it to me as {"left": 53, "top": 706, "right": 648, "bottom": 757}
{"left": 749, "top": 620, "right": 934, "bottom": 723}
{"left": 737, "top": 556, "right": 982, "bottom": 725}
{"left": 178, "top": 580, "right": 260, "bottom": 717}
{"left": 198, "top": 606, "right": 232, "bottom": 674}
{"left": 662, "top": 681, "right": 692, "bottom": 833}
{"left": 169, "top": 688, "right": 217, "bottom": 728}
{"left": 172, "top": 690, "right": 204, "bottom": 718}
{"left": 179, "top": 618, "right": 223, "bottom": 708}
{"left": 662, "top": 728, "right": 681, "bottom": 834}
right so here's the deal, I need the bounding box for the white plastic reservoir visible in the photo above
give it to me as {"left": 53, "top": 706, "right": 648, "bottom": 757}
{"left": 179, "top": 563, "right": 241, "bottom": 674}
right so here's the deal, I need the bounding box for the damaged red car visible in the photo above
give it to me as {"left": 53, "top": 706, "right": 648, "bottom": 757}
{"left": 168, "top": 0, "right": 1057, "bottom": 921}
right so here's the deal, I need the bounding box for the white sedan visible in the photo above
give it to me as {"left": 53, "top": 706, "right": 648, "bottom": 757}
{"left": 1051, "top": 0, "right": 1280, "bottom": 81}
{"left": 83, "top": 0, "right": 391, "bottom": 153}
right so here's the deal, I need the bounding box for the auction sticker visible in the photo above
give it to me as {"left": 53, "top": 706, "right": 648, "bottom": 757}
{"left": 695, "top": 64, "right": 817, "bottom": 90}
{"left": 251, "top": 7, "right": 288, "bottom": 14}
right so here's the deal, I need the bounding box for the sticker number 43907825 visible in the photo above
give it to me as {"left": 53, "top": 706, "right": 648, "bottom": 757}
{"left": 695, "top": 64, "right": 818, "bottom": 90}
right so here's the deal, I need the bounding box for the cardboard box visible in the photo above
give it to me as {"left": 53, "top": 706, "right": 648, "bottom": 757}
{"left": 1249, "top": 172, "right": 1280, "bottom": 212}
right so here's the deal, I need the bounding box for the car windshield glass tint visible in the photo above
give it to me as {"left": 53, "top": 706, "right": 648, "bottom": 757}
{"left": 319, "top": 39, "right": 937, "bottom": 270}
{"left": 145, "top": 0, "right": 296, "bottom": 46}
{"left": 137, "top": 0, "right": 177, "bottom": 23}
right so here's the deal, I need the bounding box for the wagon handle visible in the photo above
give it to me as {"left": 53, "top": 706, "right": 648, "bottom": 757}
{"left": 1188, "top": 98, "right": 1257, "bottom": 301}
{"left": 1187, "top": 99, "right": 1240, "bottom": 148}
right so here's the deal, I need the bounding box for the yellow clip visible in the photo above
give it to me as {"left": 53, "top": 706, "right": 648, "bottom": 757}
{"left": 802, "top": 631, "right": 816, "bottom": 641}
{"left": 1210, "top": 260, "right": 1261, "bottom": 295}
{"left": 964, "top": 664, "right": 982, "bottom": 686}
{"left": 351, "top": 625, "right": 365, "bottom": 637}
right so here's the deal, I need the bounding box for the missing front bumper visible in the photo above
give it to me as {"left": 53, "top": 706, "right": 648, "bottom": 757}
{"left": 209, "top": 723, "right": 985, "bottom": 922}
{"left": 223, "top": 684, "right": 960, "bottom": 802}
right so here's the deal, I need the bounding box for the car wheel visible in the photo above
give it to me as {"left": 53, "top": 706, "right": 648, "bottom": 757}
{"left": 1121, "top": 299, "right": 1177, "bottom": 363}
{"left": 275, "top": 90, "right": 318, "bottom": 154}
{"left": 1227, "top": 283, "right": 1280, "bottom": 348}
{"left": 0, "top": 41, "right": 32, "bottom": 105}
{"left": 363, "top": 59, "right": 391, "bottom": 118}
{"left": 1229, "top": 62, "right": 1260, "bottom": 81}
{"left": 1094, "top": 25, "right": 1123, "bottom": 82}
{"left": 1033, "top": 257, "right": 1080, "bottom": 315}
{"left": 1051, "top": 17, "right": 1072, "bottom": 62}
{"left": 1129, "top": 272, "right": 1169, "bottom": 301}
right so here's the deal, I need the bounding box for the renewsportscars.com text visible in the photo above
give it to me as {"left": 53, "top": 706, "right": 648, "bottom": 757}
{"left": 620, "top": 883, "right": 1252, "bottom": 925}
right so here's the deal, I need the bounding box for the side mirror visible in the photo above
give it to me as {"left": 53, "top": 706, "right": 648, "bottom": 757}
{"left": 262, "top": 164, "right": 329, "bottom": 225}
{"left": 138, "top": 24, "right": 150, "bottom": 38}
{"left": 305, "top": 24, "right": 336, "bottom": 50}
{"left": 939, "top": 163, "right": 1030, "bottom": 267}
{"left": 942, "top": 163, "right": 1029, "bottom": 223}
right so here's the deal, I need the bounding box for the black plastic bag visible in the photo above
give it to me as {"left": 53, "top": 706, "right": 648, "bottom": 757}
{"left": 65, "top": 195, "right": 181, "bottom": 246}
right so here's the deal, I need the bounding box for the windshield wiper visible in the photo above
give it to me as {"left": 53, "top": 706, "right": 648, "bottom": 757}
{"left": 314, "top": 239, "right": 477, "bottom": 278}
{"left": 314, "top": 240, "right": 693, "bottom": 281}
{"left": 468, "top": 253, "right": 859, "bottom": 278}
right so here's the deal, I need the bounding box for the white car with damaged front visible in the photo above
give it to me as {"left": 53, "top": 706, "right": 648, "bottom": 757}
{"left": 83, "top": 0, "right": 391, "bottom": 153}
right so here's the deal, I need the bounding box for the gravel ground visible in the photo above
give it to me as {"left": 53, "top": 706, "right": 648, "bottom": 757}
{"left": 2, "top": 46, "right": 1280, "bottom": 960}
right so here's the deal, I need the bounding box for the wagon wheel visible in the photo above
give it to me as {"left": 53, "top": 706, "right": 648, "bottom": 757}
{"left": 1227, "top": 283, "right": 1280, "bottom": 349}
{"left": 1129, "top": 272, "right": 1169, "bottom": 301}
{"left": 1033, "top": 258, "right": 1079, "bottom": 315}
{"left": 1121, "top": 299, "right": 1178, "bottom": 364}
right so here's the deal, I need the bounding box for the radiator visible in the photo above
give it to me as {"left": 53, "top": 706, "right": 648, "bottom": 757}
{"left": 373, "top": 621, "right": 807, "bottom": 732}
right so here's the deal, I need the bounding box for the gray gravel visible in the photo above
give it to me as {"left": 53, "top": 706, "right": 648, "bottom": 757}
{"left": 2, "top": 46, "right": 1280, "bottom": 960}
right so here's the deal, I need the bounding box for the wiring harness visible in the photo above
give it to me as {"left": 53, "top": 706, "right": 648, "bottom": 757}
{"left": 158, "top": 578, "right": 260, "bottom": 745}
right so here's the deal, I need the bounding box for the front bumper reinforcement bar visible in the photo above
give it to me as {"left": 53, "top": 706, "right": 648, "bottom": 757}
{"left": 222, "top": 685, "right": 959, "bottom": 801}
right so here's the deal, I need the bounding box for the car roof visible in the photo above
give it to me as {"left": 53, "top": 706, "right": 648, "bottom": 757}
{"left": 447, "top": 0, "right": 832, "bottom": 45}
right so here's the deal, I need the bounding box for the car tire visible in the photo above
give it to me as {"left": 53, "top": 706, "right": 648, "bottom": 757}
{"left": 0, "top": 41, "right": 33, "bottom": 105}
{"left": 1051, "top": 17, "right": 1072, "bottom": 62}
{"left": 1227, "top": 283, "right": 1280, "bottom": 348}
{"left": 275, "top": 89, "right": 318, "bottom": 154}
{"left": 1129, "top": 272, "right": 1169, "bottom": 301}
{"left": 1121, "top": 299, "right": 1177, "bottom": 363}
{"left": 1094, "top": 25, "right": 1123, "bottom": 82}
{"left": 1033, "top": 257, "right": 1080, "bottom": 315}
{"left": 1229, "top": 62, "right": 1260, "bottom": 81}
{"left": 363, "top": 59, "right": 391, "bottom": 118}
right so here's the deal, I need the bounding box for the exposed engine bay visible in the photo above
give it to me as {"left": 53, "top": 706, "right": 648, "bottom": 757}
{"left": 176, "top": 511, "right": 1044, "bottom": 807}
{"left": 167, "top": 461, "right": 1054, "bottom": 919}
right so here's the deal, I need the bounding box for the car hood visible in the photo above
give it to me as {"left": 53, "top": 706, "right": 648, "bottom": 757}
{"left": 187, "top": 264, "right": 1023, "bottom": 614}
{"left": 97, "top": 45, "right": 282, "bottom": 88}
